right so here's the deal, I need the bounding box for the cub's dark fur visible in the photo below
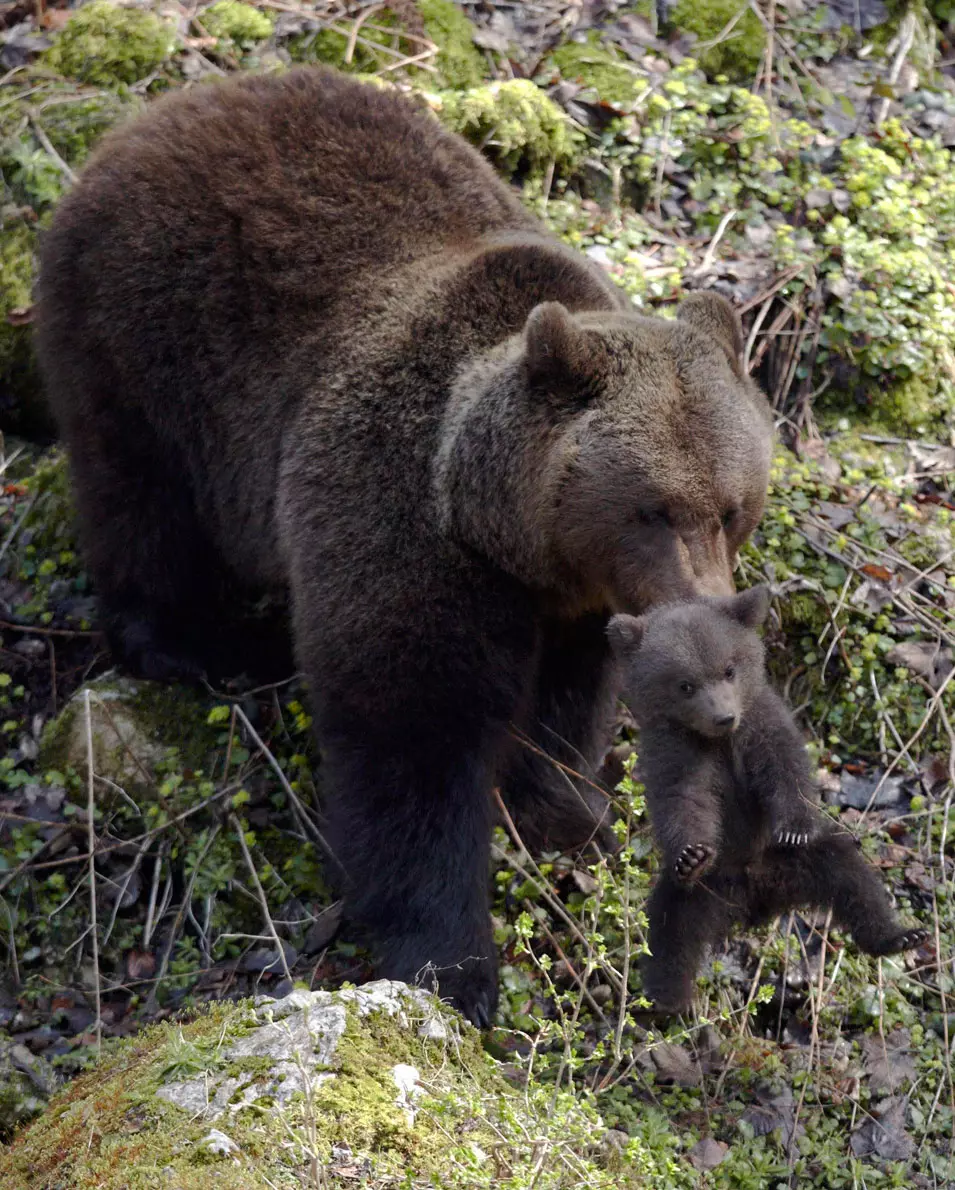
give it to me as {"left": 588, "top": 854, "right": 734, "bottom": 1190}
{"left": 608, "top": 588, "right": 927, "bottom": 1013}
{"left": 35, "top": 68, "right": 774, "bottom": 1026}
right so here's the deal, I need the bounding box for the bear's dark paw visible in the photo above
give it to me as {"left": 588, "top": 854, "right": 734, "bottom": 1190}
{"left": 434, "top": 957, "right": 499, "bottom": 1030}
{"left": 872, "top": 927, "right": 930, "bottom": 956}
{"left": 111, "top": 615, "right": 208, "bottom": 684}
{"left": 673, "top": 842, "right": 715, "bottom": 884}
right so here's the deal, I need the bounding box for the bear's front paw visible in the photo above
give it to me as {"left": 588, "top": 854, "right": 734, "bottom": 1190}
{"left": 437, "top": 953, "right": 499, "bottom": 1030}
{"left": 673, "top": 843, "right": 715, "bottom": 884}
{"left": 776, "top": 828, "right": 811, "bottom": 847}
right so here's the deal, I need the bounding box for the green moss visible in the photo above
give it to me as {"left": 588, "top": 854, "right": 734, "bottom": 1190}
{"left": 201, "top": 0, "right": 274, "bottom": 46}
{"left": 419, "top": 0, "right": 485, "bottom": 87}
{"left": 547, "top": 33, "right": 641, "bottom": 103}
{"left": 44, "top": 1, "right": 176, "bottom": 87}
{"left": 670, "top": 0, "right": 766, "bottom": 81}
{"left": 435, "top": 79, "right": 583, "bottom": 176}
{"left": 0, "top": 987, "right": 664, "bottom": 1188}
{"left": 291, "top": 1, "right": 484, "bottom": 88}
{"left": 0, "top": 213, "right": 38, "bottom": 408}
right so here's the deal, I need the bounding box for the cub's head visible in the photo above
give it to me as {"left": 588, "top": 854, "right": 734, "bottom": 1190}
{"left": 607, "top": 586, "right": 770, "bottom": 738}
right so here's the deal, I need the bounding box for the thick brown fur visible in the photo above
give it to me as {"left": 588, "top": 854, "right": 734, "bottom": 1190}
{"left": 35, "top": 68, "right": 774, "bottom": 1026}
{"left": 608, "top": 590, "right": 928, "bottom": 1014}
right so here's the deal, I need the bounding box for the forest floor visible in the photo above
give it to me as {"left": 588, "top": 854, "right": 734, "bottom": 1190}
{"left": 1, "top": 0, "right": 955, "bottom": 1186}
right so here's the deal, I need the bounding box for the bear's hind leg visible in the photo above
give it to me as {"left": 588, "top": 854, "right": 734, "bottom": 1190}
{"left": 756, "top": 834, "right": 928, "bottom": 956}
{"left": 502, "top": 614, "right": 619, "bottom": 854}
{"left": 63, "top": 407, "right": 234, "bottom": 682}
{"left": 643, "top": 873, "right": 738, "bottom": 1013}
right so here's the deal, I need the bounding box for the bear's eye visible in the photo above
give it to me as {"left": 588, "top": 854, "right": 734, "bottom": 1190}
{"left": 721, "top": 507, "right": 738, "bottom": 531}
{"left": 724, "top": 664, "right": 736, "bottom": 680}
{"left": 679, "top": 680, "right": 695, "bottom": 697}
{"left": 637, "top": 507, "right": 671, "bottom": 527}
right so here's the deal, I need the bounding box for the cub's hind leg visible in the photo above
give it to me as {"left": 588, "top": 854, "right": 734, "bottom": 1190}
{"left": 643, "top": 873, "right": 738, "bottom": 1013}
{"left": 753, "top": 833, "right": 928, "bottom": 956}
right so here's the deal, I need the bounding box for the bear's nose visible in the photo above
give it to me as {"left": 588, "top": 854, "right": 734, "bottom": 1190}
{"left": 715, "top": 713, "right": 737, "bottom": 728}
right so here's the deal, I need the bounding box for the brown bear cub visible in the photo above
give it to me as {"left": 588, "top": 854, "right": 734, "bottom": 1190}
{"left": 608, "top": 587, "right": 928, "bottom": 1014}
{"left": 35, "top": 68, "right": 775, "bottom": 1027}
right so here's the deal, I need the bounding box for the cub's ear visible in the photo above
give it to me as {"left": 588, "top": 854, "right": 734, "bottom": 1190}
{"left": 607, "top": 613, "right": 646, "bottom": 656}
{"left": 676, "top": 292, "right": 745, "bottom": 380}
{"left": 728, "top": 584, "right": 770, "bottom": 629}
{"left": 523, "top": 302, "right": 599, "bottom": 402}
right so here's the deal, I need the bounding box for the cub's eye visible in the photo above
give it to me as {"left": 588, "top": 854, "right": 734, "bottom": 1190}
{"left": 637, "top": 508, "right": 671, "bottom": 527}
{"left": 724, "top": 664, "right": 736, "bottom": 680}
{"left": 721, "top": 507, "right": 738, "bottom": 531}
{"left": 679, "top": 680, "right": 695, "bottom": 697}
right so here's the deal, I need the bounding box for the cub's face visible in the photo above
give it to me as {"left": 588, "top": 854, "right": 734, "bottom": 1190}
{"left": 607, "top": 587, "right": 770, "bottom": 738}
{"left": 525, "top": 295, "right": 772, "bottom": 613}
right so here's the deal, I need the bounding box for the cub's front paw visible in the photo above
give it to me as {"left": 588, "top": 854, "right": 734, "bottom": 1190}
{"left": 673, "top": 843, "right": 715, "bottom": 884}
{"left": 772, "top": 805, "right": 820, "bottom": 848}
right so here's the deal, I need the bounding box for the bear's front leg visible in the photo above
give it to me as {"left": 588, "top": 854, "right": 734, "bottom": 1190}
{"left": 300, "top": 560, "right": 538, "bottom": 1029}
{"left": 640, "top": 747, "right": 725, "bottom": 884}
{"left": 501, "top": 613, "right": 620, "bottom": 855}
{"left": 738, "top": 689, "right": 821, "bottom": 848}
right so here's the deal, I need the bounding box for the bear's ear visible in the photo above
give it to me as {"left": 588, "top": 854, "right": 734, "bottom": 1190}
{"left": 607, "top": 613, "right": 646, "bottom": 656}
{"left": 523, "top": 302, "right": 598, "bottom": 401}
{"left": 727, "top": 584, "right": 770, "bottom": 629}
{"left": 676, "top": 292, "right": 746, "bottom": 380}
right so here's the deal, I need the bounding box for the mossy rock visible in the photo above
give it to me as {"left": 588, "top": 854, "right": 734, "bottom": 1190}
{"left": 43, "top": 0, "right": 176, "bottom": 88}
{"left": 0, "top": 1042, "right": 57, "bottom": 1138}
{"left": 39, "top": 677, "right": 216, "bottom": 791}
{"left": 670, "top": 0, "right": 766, "bottom": 82}
{"left": 546, "top": 32, "right": 642, "bottom": 104}
{"left": 290, "top": 0, "right": 485, "bottom": 89}
{"left": 0, "top": 982, "right": 650, "bottom": 1188}
{"left": 200, "top": 0, "right": 274, "bottom": 48}
{"left": 434, "top": 79, "right": 583, "bottom": 176}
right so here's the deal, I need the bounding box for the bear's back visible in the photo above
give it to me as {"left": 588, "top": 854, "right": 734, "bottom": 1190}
{"left": 36, "top": 69, "right": 539, "bottom": 409}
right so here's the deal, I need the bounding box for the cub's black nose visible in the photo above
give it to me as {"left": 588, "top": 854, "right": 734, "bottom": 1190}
{"left": 715, "top": 713, "right": 736, "bottom": 728}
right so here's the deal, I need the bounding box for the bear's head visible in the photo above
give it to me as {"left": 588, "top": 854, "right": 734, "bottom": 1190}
{"left": 437, "top": 291, "right": 773, "bottom": 615}
{"left": 606, "top": 585, "right": 770, "bottom": 738}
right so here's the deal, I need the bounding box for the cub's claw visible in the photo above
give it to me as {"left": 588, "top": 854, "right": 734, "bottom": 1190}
{"left": 894, "top": 928, "right": 930, "bottom": 953}
{"left": 673, "top": 842, "right": 715, "bottom": 884}
{"left": 776, "top": 829, "right": 810, "bottom": 847}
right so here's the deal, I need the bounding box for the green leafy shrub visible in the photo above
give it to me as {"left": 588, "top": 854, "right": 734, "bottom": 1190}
{"left": 44, "top": 1, "right": 175, "bottom": 87}
{"left": 201, "top": 0, "right": 274, "bottom": 46}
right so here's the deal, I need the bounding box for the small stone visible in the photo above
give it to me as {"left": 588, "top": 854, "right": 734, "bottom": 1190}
{"left": 12, "top": 637, "right": 45, "bottom": 658}
{"left": 202, "top": 1128, "right": 240, "bottom": 1157}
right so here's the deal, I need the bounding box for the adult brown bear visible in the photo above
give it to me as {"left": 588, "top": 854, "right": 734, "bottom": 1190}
{"left": 35, "top": 68, "right": 773, "bottom": 1026}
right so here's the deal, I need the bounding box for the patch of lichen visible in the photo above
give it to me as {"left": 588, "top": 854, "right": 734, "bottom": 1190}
{"left": 290, "top": 0, "right": 485, "bottom": 89}
{"left": 434, "top": 79, "right": 583, "bottom": 176}
{"left": 43, "top": 1, "right": 176, "bottom": 88}
{"left": 670, "top": 0, "right": 766, "bottom": 81}
{"left": 546, "top": 32, "right": 641, "bottom": 104}
{"left": 201, "top": 0, "right": 274, "bottom": 48}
